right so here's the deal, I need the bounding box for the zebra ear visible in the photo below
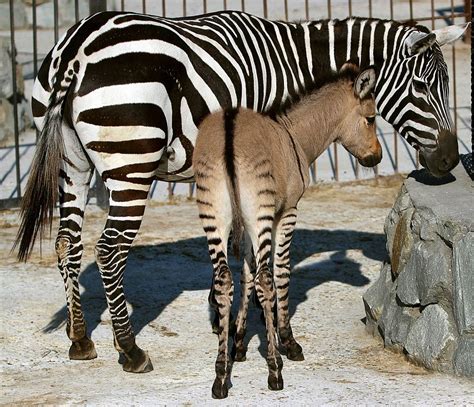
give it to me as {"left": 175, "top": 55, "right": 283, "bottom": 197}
{"left": 354, "top": 67, "right": 376, "bottom": 100}
{"left": 433, "top": 23, "right": 470, "bottom": 47}
{"left": 406, "top": 31, "right": 437, "bottom": 55}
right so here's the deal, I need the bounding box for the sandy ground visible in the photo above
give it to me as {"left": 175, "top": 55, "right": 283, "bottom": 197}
{"left": 1, "top": 175, "right": 473, "bottom": 406}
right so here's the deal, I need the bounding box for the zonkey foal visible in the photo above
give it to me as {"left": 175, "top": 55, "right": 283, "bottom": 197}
{"left": 193, "top": 64, "right": 382, "bottom": 399}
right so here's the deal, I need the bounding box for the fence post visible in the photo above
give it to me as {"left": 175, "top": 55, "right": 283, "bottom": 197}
{"left": 90, "top": 0, "right": 107, "bottom": 14}
{"left": 464, "top": 0, "right": 471, "bottom": 44}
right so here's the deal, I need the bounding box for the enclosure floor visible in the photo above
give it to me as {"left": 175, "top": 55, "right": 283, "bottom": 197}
{"left": 1, "top": 175, "right": 472, "bottom": 405}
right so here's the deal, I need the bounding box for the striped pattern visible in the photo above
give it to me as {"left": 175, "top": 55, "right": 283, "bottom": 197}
{"left": 24, "top": 10, "right": 456, "bottom": 373}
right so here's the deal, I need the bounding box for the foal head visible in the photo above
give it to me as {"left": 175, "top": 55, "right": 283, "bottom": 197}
{"left": 335, "top": 64, "right": 382, "bottom": 168}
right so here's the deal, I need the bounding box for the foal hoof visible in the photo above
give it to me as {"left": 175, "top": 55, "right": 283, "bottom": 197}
{"left": 212, "top": 378, "right": 229, "bottom": 399}
{"left": 234, "top": 350, "right": 247, "bottom": 362}
{"left": 122, "top": 345, "right": 154, "bottom": 373}
{"left": 268, "top": 372, "right": 284, "bottom": 391}
{"left": 69, "top": 337, "right": 97, "bottom": 360}
{"left": 286, "top": 344, "right": 304, "bottom": 361}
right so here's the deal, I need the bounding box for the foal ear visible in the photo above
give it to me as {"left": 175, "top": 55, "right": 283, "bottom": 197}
{"left": 354, "top": 67, "right": 376, "bottom": 99}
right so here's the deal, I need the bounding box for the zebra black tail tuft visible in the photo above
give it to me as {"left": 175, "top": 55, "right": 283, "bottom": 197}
{"left": 13, "top": 98, "right": 65, "bottom": 262}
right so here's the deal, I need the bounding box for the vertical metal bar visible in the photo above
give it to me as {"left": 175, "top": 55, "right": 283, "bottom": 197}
{"left": 188, "top": 183, "right": 194, "bottom": 199}
{"left": 450, "top": 0, "right": 458, "bottom": 134}
{"left": 409, "top": 0, "right": 414, "bottom": 21}
{"left": 327, "top": 0, "right": 331, "bottom": 18}
{"left": 390, "top": 0, "right": 398, "bottom": 173}
{"left": 411, "top": 0, "right": 418, "bottom": 169}
{"left": 305, "top": 0, "right": 309, "bottom": 20}
{"left": 54, "top": 0, "right": 59, "bottom": 43}
{"left": 368, "top": 0, "right": 372, "bottom": 18}
{"left": 284, "top": 0, "right": 288, "bottom": 21}
{"left": 183, "top": 0, "right": 186, "bottom": 16}
{"left": 348, "top": 0, "right": 352, "bottom": 17}
{"left": 168, "top": 183, "right": 173, "bottom": 200}
{"left": 203, "top": 0, "right": 207, "bottom": 14}
{"left": 9, "top": 0, "right": 22, "bottom": 198}
{"left": 142, "top": 0, "right": 146, "bottom": 13}
{"left": 241, "top": 0, "right": 245, "bottom": 13}
{"left": 223, "top": 0, "right": 227, "bottom": 10}
{"left": 75, "top": 0, "right": 79, "bottom": 22}
{"left": 263, "top": 0, "right": 267, "bottom": 18}
{"left": 430, "top": 0, "right": 435, "bottom": 30}
{"left": 333, "top": 144, "right": 338, "bottom": 181}
{"left": 32, "top": 0, "right": 38, "bottom": 79}
{"left": 162, "top": 0, "right": 166, "bottom": 16}
{"left": 465, "top": 0, "right": 472, "bottom": 44}
{"left": 121, "top": 0, "right": 125, "bottom": 11}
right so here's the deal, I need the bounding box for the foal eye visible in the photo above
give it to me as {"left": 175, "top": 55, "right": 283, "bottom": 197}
{"left": 366, "top": 116, "right": 376, "bottom": 125}
{"left": 413, "top": 79, "right": 429, "bottom": 94}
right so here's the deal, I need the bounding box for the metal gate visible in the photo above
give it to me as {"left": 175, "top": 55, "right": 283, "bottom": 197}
{"left": 1, "top": 0, "right": 471, "bottom": 208}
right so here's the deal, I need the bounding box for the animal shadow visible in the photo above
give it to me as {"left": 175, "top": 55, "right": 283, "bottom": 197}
{"left": 44, "top": 228, "right": 386, "bottom": 357}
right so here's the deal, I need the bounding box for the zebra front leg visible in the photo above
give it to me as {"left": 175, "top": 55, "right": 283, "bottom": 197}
{"left": 273, "top": 209, "right": 304, "bottom": 361}
{"left": 56, "top": 136, "right": 96, "bottom": 360}
{"left": 255, "top": 264, "right": 283, "bottom": 391}
{"left": 95, "top": 192, "right": 152, "bottom": 373}
{"left": 232, "top": 234, "right": 255, "bottom": 362}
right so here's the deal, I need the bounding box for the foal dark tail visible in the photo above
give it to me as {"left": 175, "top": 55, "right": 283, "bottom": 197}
{"left": 223, "top": 108, "right": 244, "bottom": 259}
{"left": 14, "top": 95, "right": 65, "bottom": 262}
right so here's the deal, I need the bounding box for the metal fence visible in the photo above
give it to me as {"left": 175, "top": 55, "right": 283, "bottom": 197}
{"left": 1, "top": 0, "right": 471, "bottom": 208}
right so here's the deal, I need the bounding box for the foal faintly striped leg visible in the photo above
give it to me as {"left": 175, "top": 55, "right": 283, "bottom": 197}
{"left": 95, "top": 185, "right": 153, "bottom": 373}
{"left": 273, "top": 208, "right": 304, "bottom": 361}
{"left": 252, "top": 216, "right": 283, "bottom": 391}
{"left": 232, "top": 233, "right": 256, "bottom": 362}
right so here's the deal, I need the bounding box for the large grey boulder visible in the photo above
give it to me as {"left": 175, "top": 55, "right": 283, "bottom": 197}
{"left": 364, "top": 165, "right": 474, "bottom": 377}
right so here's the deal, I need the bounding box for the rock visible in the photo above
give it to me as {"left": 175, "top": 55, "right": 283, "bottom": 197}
{"left": 453, "top": 232, "right": 474, "bottom": 335}
{"left": 397, "top": 239, "right": 452, "bottom": 307}
{"left": 405, "top": 304, "right": 456, "bottom": 371}
{"left": 390, "top": 208, "right": 415, "bottom": 277}
{"left": 363, "top": 166, "right": 473, "bottom": 377}
{"left": 453, "top": 337, "right": 474, "bottom": 377}
{"left": 363, "top": 262, "right": 392, "bottom": 332}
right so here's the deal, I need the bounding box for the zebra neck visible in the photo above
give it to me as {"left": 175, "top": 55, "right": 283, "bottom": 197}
{"left": 303, "top": 18, "right": 410, "bottom": 77}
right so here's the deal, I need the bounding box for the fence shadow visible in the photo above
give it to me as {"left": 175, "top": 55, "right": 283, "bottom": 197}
{"left": 44, "top": 228, "right": 386, "bottom": 355}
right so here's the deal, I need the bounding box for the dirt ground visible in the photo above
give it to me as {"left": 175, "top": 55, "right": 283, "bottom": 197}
{"left": 1, "top": 175, "right": 473, "bottom": 405}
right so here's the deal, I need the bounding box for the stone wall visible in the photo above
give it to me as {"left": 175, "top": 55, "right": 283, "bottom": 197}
{"left": 363, "top": 164, "right": 473, "bottom": 377}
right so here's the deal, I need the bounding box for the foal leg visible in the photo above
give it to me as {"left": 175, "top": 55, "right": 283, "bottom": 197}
{"left": 232, "top": 233, "right": 256, "bottom": 362}
{"left": 56, "top": 126, "right": 96, "bottom": 360}
{"left": 95, "top": 184, "right": 153, "bottom": 373}
{"left": 249, "top": 214, "right": 283, "bottom": 391}
{"left": 273, "top": 208, "right": 304, "bottom": 361}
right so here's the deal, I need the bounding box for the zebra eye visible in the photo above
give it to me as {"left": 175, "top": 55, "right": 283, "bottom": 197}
{"left": 413, "top": 79, "right": 429, "bottom": 94}
{"left": 366, "top": 116, "right": 376, "bottom": 125}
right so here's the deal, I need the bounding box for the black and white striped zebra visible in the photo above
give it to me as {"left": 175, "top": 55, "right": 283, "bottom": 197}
{"left": 16, "top": 10, "right": 466, "bottom": 373}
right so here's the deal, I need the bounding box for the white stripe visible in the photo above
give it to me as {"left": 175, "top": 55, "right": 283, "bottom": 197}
{"left": 357, "top": 20, "right": 366, "bottom": 63}
{"left": 369, "top": 21, "right": 377, "bottom": 66}
{"left": 346, "top": 19, "right": 355, "bottom": 61}
{"left": 302, "top": 22, "right": 314, "bottom": 80}
{"left": 328, "top": 20, "right": 337, "bottom": 72}
{"left": 383, "top": 22, "right": 391, "bottom": 60}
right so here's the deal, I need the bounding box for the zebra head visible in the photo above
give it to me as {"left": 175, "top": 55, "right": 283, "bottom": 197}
{"left": 376, "top": 23, "right": 468, "bottom": 177}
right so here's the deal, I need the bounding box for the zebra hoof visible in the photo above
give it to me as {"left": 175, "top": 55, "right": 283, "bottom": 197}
{"left": 69, "top": 337, "right": 97, "bottom": 360}
{"left": 122, "top": 345, "right": 154, "bottom": 373}
{"left": 268, "top": 371, "right": 284, "bottom": 391}
{"left": 234, "top": 351, "right": 247, "bottom": 362}
{"left": 211, "top": 378, "right": 229, "bottom": 399}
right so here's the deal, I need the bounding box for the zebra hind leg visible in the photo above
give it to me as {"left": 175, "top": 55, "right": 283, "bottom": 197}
{"left": 95, "top": 186, "right": 153, "bottom": 373}
{"left": 55, "top": 130, "right": 96, "bottom": 360}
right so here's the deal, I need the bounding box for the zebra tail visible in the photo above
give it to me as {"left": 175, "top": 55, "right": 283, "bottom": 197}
{"left": 14, "top": 96, "right": 65, "bottom": 262}
{"left": 223, "top": 108, "right": 244, "bottom": 259}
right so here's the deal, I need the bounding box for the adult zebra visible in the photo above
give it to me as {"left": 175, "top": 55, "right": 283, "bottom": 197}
{"left": 16, "top": 10, "right": 466, "bottom": 373}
